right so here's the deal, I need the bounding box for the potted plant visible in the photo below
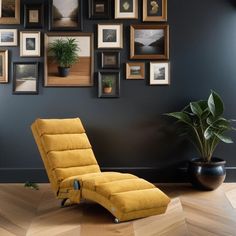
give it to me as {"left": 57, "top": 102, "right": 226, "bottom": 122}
{"left": 166, "top": 90, "right": 235, "bottom": 190}
{"left": 103, "top": 79, "right": 113, "bottom": 94}
{"left": 48, "top": 38, "right": 80, "bottom": 77}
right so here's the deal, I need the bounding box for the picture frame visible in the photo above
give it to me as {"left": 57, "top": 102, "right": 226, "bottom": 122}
{"left": 24, "top": 3, "right": 44, "bottom": 28}
{"left": 150, "top": 61, "right": 170, "bottom": 85}
{"left": 126, "top": 62, "right": 145, "bottom": 80}
{"left": 44, "top": 32, "right": 94, "bottom": 87}
{"left": 101, "top": 51, "right": 120, "bottom": 69}
{"left": 20, "top": 31, "right": 41, "bottom": 57}
{"left": 97, "top": 23, "right": 123, "bottom": 49}
{"left": 0, "top": 29, "right": 17, "bottom": 46}
{"left": 115, "top": 0, "right": 138, "bottom": 19}
{"left": 12, "top": 62, "right": 39, "bottom": 94}
{"left": 0, "top": 50, "right": 8, "bottom": 83}
{"left": 49, "top": 0, "right": 82, "bottom": 31}
{"left": 0, "top": 0, "right": 20, "bottom": 24}
{"left": 143, "top": 0, "right": 167, "bottom": 22}
{"left": 98, "top": 71, "right": 120, "bottom": 98}
{"left": 89, "top": 0, "right": 110, "bottom": 19}
{"left": 130, "top": 24, "right": 169, "bottom": 59}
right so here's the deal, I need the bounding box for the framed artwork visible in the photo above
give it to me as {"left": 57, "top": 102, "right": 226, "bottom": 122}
{"left": 115, "top": 0, "right": 138, "bottom": 19}
{"left": 101, "top": 51, "right": 120, "bottom": 69}
{"left": 12, "top": 62, "right": 39, "bottom": 94}
{"left": 98, "top": 71, "right": 120, "bottom": 98}
{"left": 49, "top": 0, "right": 82, "bottom": 31}
{"left": 0, "top": 50, "right": 8, "bottom": 83}
{"left": 20, "top": 31, "right": 41, "bottom": 57}
{"left": 130, "top": 24, "right": 169, "bottom": 59}
{"left": 0, "top": 0, "right": 20, "bottom": 24}
{"left": 89, "top": 0, "right": 110, "bottom": 19}
{"left": 0, "top": 29, "right": 17, "bottom": 46}
{"left": 143, "top": 0, "right": 167, "bottom": 22}
{"left": 126, "top": 62, "right": 145, "bottom": 80}
{"left": 97, "top": 23, "right": 123, "bottom": 49}
{"left": 24, "top": 4, "right": 44, "bottom": 28}
{"left": 150, "top": 62, "right": 170, "bottom": 85}
{"left": 44, "top": 32, "right": 94, "bottom": 87}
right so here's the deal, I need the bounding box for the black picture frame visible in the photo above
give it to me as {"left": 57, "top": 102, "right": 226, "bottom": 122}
{"left": 98, "top": 71, "right": 120, "bottom": 98}
{"left": 49, "top": 0, "right": 83, "bottom": 31}
{"left": 24, "top": 4, "right": 44, "bottom": 28}
{"left": 101, "top": 51, "right": 120, "bottom": 69}
{"left": 89, "top": 0, "right": 111, "bottom": 19}
{"left": 13, "top": 62, "right": 39, "bottom": 95}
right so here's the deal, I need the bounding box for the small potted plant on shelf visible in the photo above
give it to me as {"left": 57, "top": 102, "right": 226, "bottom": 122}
{"left": 48, "top": 38, "right": 80, "bottom": 77}
{"left": 103, "top": 79, "right": 113, "bottom": 94}
{"left": 166, "top": 90, "right": 235, "bottom": 190}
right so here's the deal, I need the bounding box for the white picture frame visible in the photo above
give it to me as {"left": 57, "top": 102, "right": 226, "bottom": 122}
{"left": 0, "top": 29, "right": 17, "bottom": 46}
{"left": 115, "top": 0, "right": 138, "bottom": 19}
{"left": 150, "top": 62, "right": 170, "bottom": 85}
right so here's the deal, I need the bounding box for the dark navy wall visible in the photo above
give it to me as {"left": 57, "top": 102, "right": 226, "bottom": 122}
{"left": 0, "top": 0, "right": 236, "bottom": 182}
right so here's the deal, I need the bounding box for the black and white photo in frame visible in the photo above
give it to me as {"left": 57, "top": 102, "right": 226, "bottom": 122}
{"left": 150, "top": 62, "right": 170, "bottom": 85}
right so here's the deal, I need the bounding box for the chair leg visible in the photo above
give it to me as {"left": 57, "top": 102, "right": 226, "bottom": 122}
{"left": 114, "top": 218, "right": 120, "bottom": 224}
{"left": 61, "top": 198, "right": 68, "bottom": 207}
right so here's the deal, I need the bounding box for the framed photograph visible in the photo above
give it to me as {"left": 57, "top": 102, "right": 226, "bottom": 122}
{"left": 13, "top": 62, "right": 39, "bottom": 94}
{"left": 98, "top": 71, "right": 120, "bottom": 98}
{"left": 49, "top": 0, "right": 82, "bottom": 31}
{"left": 0, "top": 29, "right": 17, "bottom": 46}
{"left": 20, "top": 31, "right": 41, "bottom": 57}
{"left": 98, "top": 23, "right": 123, "bottom": 49}
{"left": 0, "top": 0, "right": 20, "bottom": 24}
{"left": 89, "top": 0, "right": 110, "bottom": 19}
{"left": 143, "top": 0, "right": 167, "bottom": 22}
{"left": 44, "top": 32, "right": 94, "bottom": 87}
{"left": 150, "top": 62, "right": 170, "bottom": 85}
{"left": 24, "top": 4, "right": 44, "bottom": 28}
{"left": 0, "top": 50, "right": 8, "bottom": 83}
{"left": 115, "top": 0, "right": 138, "bottom": 19}
{"left": 130, "top": 24, "right": 169, "bottom": 59}
{"left": 101, "top": 51, "right": 120, "bottom": 69}
{"left": 126, "top": 62, "right": 145, "bottom": 80}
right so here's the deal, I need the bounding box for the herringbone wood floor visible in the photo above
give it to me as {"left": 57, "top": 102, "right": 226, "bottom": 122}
{"left": 0, "top": 184, "right": 236, "bottom": 236}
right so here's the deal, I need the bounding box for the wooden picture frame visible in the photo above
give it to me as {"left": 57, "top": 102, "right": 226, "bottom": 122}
{"left": 12, "top": 62, "right": 39, "bottom": 94}
{"left": 0, "top": 29, "right": 17, "bottom": 46}
{"left": 150, "top": 61, "right": 170, "bottom": 85}
{"left": 130, "top": 24, "right": 169, "bottom": 59}
{"left": 0, "top": 50, "right": 8, "bottom": 83}
{"left": 143, "top": 0, "right": 167, "bottom": 22}
{"left": 101, "top": 51, "right": 120, "bottom": 69}
{"left": 49, "top": 0, "right": 82, "bottom": 31}
{"left": 115, "top": 0, "right": 138, "bottom": 19}
{"left": 20, "top": 31, "right": 41, "bottom": 57}
{"left": 0, "top": 0, "right": 20, "bottom": 24}
{"left": 126, "top": 62, "right": 145, "bottom": 80}
{"left": 24, "top": 4, "right": 44, "bottom": 28}
{"left": 89, "top": 0, "right": 110, "bottom": 19}
{"left": 44, "top": 32, "right": 94, "bottom": 87}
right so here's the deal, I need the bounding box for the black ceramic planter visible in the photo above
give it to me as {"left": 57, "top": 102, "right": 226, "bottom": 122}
{"left": 58, "top": 67, "right": 70, "bottom": 77}
{"left": 188, "top": 157, "right": 226, "bottom": 191}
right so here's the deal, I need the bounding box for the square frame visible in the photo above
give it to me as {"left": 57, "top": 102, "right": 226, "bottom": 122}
{"left": 126, "top": 62, "right": 145, "bottom": 80}
{"left": 115, "top": 0, "right": 138, "bottom": 19}
{"left": 89, "top": 0, "right": 110, "bottom": 19}
{"left": 98, "top": 71, "right": 120, "bottom": 98}
{"left": 0, "top": 29, "right": 17, "bottom": 46}
{"left": 150, "top": 61, "right": 170, "bottom": 85}
{"left": 101, "top": 51, "right": 120, "bottom": 69}
{"left": 12, "top": 62, "right": 39, "bottom": 95}
{"left": 24, "top": 4, "right": 44, "bottom": 28}
{"left": 130, "top": 24, "right": 169, "bottom": 59}
{"left": 0, "top": 0, "right": 20, "bottom": 24}
{"left": 0, "top": 50, "right": 8, "bottom": 83}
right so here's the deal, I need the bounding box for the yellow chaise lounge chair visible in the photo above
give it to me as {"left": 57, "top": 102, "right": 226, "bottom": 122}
{"left": 31, "top": 118, "right": 170, "bottom": 223}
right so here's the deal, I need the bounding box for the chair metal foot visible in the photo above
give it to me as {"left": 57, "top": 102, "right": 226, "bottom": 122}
{"left": 61, "top": 198, "right": 68, "bottom": 207}
{"left": 114, "top": 218, "right": 119, "bottom": 224}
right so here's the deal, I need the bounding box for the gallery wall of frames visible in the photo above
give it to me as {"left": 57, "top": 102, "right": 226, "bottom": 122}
{"left": 0, "top": 0, "right": 170, "bottom": 97}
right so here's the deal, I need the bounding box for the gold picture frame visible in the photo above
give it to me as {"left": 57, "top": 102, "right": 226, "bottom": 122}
{"left": 115, "top": 0, "right": 138, "bottom": 19}
{"left": 0, "top": 50, "right": 8, "bottom": 83}
{"left": 0, "top": 0, "right": 20, "bottom": 24}
{"left": 126, "top": 62, "right": 145, "bottom": 80}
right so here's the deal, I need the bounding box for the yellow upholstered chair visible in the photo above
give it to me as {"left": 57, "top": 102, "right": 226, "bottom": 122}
{"left": 31, "top": 118, "right": 170, "bottom": 222}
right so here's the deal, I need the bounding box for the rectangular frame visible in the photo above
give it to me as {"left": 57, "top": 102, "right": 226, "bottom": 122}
{"left": 130, "top": 24, "right": 169, "bottom": 59}
{"left": 126, "top": 62, "right": 145, "bottom": 80}
{"left": 89, "top": 0, "right": 110, "bottom": 19}
{"left": 0, "top": 50, "right": 8, "bottom": 83}
{"left": 12, "top": 62, "right": 39, "bottom": 94}
{"left": 101, "top": 51, "right": 120, "bottom": 69}
{"left": 44, "top": 32, "right": 94, "bottom": 87}
{"left": 0, "top": 0, "right": 20, "bottom": 24}
{"left": 115, "top": 0, "right": 138, "bottom": 19}
{"left": 0, "top": 29, "right": 17, "bottom": 46}
{"left": 150, "top": 61, "right": 170, "bottom": 85}
{"left": 24, "top": 3, "right": 44, "bottom": 28}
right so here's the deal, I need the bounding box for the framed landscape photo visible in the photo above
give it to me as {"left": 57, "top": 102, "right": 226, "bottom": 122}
{"left": 13, "top": 62, "right": 39, "bottom": 94}
{"left": 0, "top": 0, "right": 20, "bottom": 24}
{"left": 0, "top": 50, "right": 8, "bottom": 83}
{"left": 49, "top": 0, "right": 82, "bottom": 31}
{"left": 150, "top": 62, "right": 170, "bottom": 85}
{"left": 98, "top": 23, "right": 123, "bottom": 49}
{"left": 101, "top": 51, "right": 120, "bottom": 69}
{"left": 89, "top": 0, "right": 110, "bottom": 19}
{"left": 126, "top": 62, "right": 145, "bottom": 80}
{"left": 130, "top": 24, "right": 169, "bottom": 59}
{"left": 24, "top": 4, "right": 44, "bottom": 28}
{"left": 143, "top": 0, "right": 167, "bottom": 22}
{"left": 0, "top": 29, "right": 17, "bottom": 46}
{"left": 115, "top": 0, "right": 138, "bottom": 19}
{"left": 20, "top": 31, "right": 41, "bottom": 57}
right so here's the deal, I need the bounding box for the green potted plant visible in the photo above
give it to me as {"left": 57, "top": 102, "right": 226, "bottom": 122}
{"left": 166, "top": 90, "right": 235, "bottom": 190}
{"left": 103, "top": 79, "right": 113, "bottom": 94}
{"left": 48, "top": 38, "right": 80, "bottom": 77}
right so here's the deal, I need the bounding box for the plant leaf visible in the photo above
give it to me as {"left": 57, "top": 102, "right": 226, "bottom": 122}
{"left": 190, "top": 102, "right": 203, "bottom": 117}
{"left": 208, "top": 90, "right": 224, "bottom": 117}
{"left": 204, "top": 126, "right": 214, "bottom": 140}
{"left": 214, "top": 133, "right": 234, "bottom": 143}
{"left": 165, "top": 112, "right": 192, "bottom": 126}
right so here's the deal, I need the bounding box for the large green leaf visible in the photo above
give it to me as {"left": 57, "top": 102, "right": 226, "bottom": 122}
{"left": 204, "top": 126, "right": 214, "bottom": 140}
{"left": 214, "top": 133, "right": 234, "bottom": 143}
{"left": 165, "top": 112, "right": 192, "bottom": 126}
{"left": 190, "top": 102, "right": 203, "bottom": 117}
{"left": 208, "top": 90, "right": 224, "bottom": 117}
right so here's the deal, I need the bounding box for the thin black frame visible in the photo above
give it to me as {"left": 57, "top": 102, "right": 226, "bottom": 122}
{"left": 89, "top": 0, "right": 110, "bottom": 19}
{"left": 98, "top": 71, "right": 120, "bottom": 98}
{"left": 13, "top": 62, "right": 39, "bottom": 95}
{"left": 48, "top": 0, "right": 83, "bottom": 31}
{"left": 101, "top": 51, "right": 120, "bottom": 69}
{"left": 24, "top": 4, "right": 44, "bottom": 28}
